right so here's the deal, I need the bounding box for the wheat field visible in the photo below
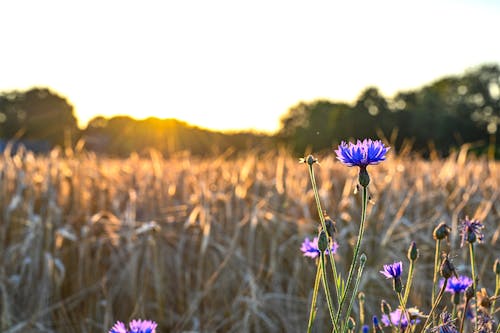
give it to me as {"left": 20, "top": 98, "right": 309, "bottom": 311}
{"left": 0, "top": 145, "right": 499, "bottom": 332}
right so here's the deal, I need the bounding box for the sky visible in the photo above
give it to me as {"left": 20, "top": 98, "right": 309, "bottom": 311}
{"left": 1, "top": 1, "right": 499, "bottom": 133}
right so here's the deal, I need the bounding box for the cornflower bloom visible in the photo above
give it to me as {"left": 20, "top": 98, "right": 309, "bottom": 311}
{"left": 300, "top": 236, "right": 338, "bottom": 259}
{"left": 380, "top": 261, "right": 403, "bottom": 293}
{"left": 459, "top": 216, "right": 484, "bottom": 247}
{"left": 380, "top": 308, "right": 420, "bottom": 330}
{"left": 440, "top": 275, "right": 472, "bottom": 294}
{"left": 109, "top": 319, "right": 157, "bottom": 333}
{"left": 334, "top": 139, "right": 389, "bottom": 187}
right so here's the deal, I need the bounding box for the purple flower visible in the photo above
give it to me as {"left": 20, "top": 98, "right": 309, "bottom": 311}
{"left": 300, "top": 237, "right": 338, "bottom": 259}
{"left": 381, "top": 308, "right": 420, "bottom": 329}
{"left": 380, "top": 261, "right": 403, "bottom": 279}
{"left": 109, "top": 319, "right": 157, "bottom": 333}
{"left": 459, "top": 216, "right": 484, "bottom": 247}
{"left": 439, "top": 275, "right": 472, "bottom": 294}
{"left": 334, "top": 139, "right": 389, "bottom": 168}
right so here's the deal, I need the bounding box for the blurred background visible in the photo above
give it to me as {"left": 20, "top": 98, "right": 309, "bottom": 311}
{"left": 0, "top": 1, "right": 499, "bottom": 332}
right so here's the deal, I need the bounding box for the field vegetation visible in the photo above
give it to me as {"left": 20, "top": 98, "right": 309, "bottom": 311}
{"left": 0, "top": 145, "right": 499, "bottom": 332}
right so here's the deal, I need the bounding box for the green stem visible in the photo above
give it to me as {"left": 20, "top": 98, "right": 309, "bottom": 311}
{"left": 403, "top": 259, "right": 415, "bottom": 308}
{"left": 419, "top": 278, "right": 448, "bottom": 333}
{"left": 308, "top": 164, "right": 341, "bottom": 304}
{"left": 431, "top": 239, "right": 441, "bottom": 326}
{"left": 340, "top": 255, "right": 366, "bottom": 333}
{"left": 469, "top": 243, "right": 478, "bottom": 332}
{"left": 307, "top": 262, "right": 322, "bottom": 333}
{"left": 335, "top": 186, "right": 368, "bottom": 329}
{"left": 320, "top": 251, "right": 338, "bottom": 332}
{"left": 397, "top": 292, "right": 409, "bottom": 333}
{"left": 492, "top": 273, "right": 499, "bottom": 314}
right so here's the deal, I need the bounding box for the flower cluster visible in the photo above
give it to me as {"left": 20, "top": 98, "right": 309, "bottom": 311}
{"left": 300, "top": 236, "right": 338, "bottom": 259}
{"left": 109, "top": 319, "right": 157, "bottom": 333}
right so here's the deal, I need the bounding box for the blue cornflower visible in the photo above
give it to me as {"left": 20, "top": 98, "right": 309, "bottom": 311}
{"left": 380, "top": 261, "right": 403, "bottom": 279}
{"left": 300, "top": 236, "right": 338, "bottom": 259}
{"left": 334, "top": 139, "right": 389, "bottom": 168}
{"left": 439, "top": 275, "right": 472, "bottom": 294}
{"left": 381, "top": 261, "right": 404, "bottom": 293}
{"left": 109, "top": 319, "right": 157, "bottom": 333}
{"left": 361, "top": 324, "right": 369, "bottom": 333}
{"left": 459, "top": 216, "right": 484, "bottom": 247}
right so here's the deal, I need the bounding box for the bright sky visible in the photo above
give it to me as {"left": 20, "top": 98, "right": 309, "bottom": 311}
{"left": 1, "top": 1, "right": 499, "bottom": 133}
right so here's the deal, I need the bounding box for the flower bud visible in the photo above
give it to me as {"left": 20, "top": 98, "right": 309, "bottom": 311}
{"left": 317, "top": 230, "right": 328, "bottom": 252}
{"left": 433, "top": 222, "right": 451, "bottom": 240}
{"left": 381, "top": 300, "right": 391, "bottom": 315}
{"left": 306, "top": 155, "right": 317, "bottom": 166}
{"left": 407, "top": 241, "right": 419, "bottom": 261}
{"left": 494, "top": 258, "right": 500, "bottom": 275}
{"left": 440, "top": 254, "right": 456, "bottom": 279}
{"left": 347, "top": 317, "right": 355, "bottom": 330}
{"left": 465, "top": 285, "right": 475, "bottom": 300}
{"left": 324, "top": 215, "right": 337, "bottom": 238}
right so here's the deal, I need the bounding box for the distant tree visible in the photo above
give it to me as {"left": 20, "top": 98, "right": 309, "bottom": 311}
{"left": 0, "top": 87, "right": 78, "bottom": 147}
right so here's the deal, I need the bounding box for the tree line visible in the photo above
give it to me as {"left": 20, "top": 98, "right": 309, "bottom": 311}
{"left": 278, "top": 64, "right": 500, "bottom": 157}
{"left": 0, "top": 64, "right": 499, "bottom": 157}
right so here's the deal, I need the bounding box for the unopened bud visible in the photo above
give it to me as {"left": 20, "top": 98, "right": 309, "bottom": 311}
{"left": 494, "top": 259, "right": 500, "bottom": 274}
{"left": 306, "top": 155, "right": 317, "bottom": 166}
{"left": 465, "top": 285, "right": 475, "bottom": 300}
{"left": 440, "top": 254, "right": 456, "bottom": 279}
{"left": 318, "top": 230, "right": 328, "bottom": 252}
{"left": 360, "top": 253, "right": 367, "bottom": 265}
{"left": 381, "top": 300, "right": 391, "bottom": 315}
{"left": 324, "top": 215, "right": 337, "bottom": 238}
{"left": 347, "top": 317, "right": 355, "bottom": 330}
{"left": 407, "top": 241, "right": 419, "bottom": 261}
{"left": 433, "top": 222, "right": 451, "bottom": 240}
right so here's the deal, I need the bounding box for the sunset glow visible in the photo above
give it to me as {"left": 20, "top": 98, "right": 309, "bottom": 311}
{"left": 1, "top": 0, "right": 499, "bottom": 133}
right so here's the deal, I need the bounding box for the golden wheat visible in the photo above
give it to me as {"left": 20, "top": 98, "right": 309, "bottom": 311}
{"left": 0, "top": 145, "right": 498, "bottom": 332}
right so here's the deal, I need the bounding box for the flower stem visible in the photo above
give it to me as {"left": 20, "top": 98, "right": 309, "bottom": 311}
{"left": 335, "top": 185, "right": 368, "bottom": 329}
{"left": 340, "top": 254, "right": 367, "bottom": 333}
{"left": 459, "top": 297, "right": 470, "bottom": 333}
{"left": 469, "top": 243, "right": 478, "bottom": 332}
{"left": 307, "top": 164, "right": 341, "bottom": 304}
{"left": 403, "top": 258, "right": 415, "bottom": 308}
{"left": 420, "top": 277, "right": 448, "bottom": 333}
{"left": 492, "top": 271, "right": 499, "bottom": 314}
{"left": 431, "top": 239, "right": 441, "bottom": 326}
{"left": 320, "top": 251, "right": 338, "bottom": 332}
{"left": 307, "top": 262, "right": 322, "bottom": 333}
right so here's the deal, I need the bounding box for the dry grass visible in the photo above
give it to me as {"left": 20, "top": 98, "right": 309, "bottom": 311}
{"left": 0, "top": 145, "right": 498, "bottom": 332}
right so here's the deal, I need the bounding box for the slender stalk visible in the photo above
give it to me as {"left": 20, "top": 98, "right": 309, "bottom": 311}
{"left": 320, "top": 251, "right": 338, "bottom": 332}
{"left": 469, "top": 243, "right": 478, "bottom": 332}
{"left": 459, "top": 297, "right": 470, "bottom": 333}
{"left": 431, "top": 239, "right": 441, "bottom": 326}
{"left": 492, "top": 271, "right": 499, "bottom": 314}
{"left": 397, "top": 292, "right": 409, "bottom": 333}
{"left": 307, "top": 164, "right": 341, "bottom": 304}
{"left": 403, "top": 259, "right": 415, "bottom": 308}
{"left": 307, "top": 263, "right": 322, "bottom": 333}
{"left": 335, "top": 186, "right": 368, "bottom": 329}
{"left": 420, "top": 278, "right": 448, "bottom": 333}
{"left": 340, "top": 254, "right": 367, "bottom": 333}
